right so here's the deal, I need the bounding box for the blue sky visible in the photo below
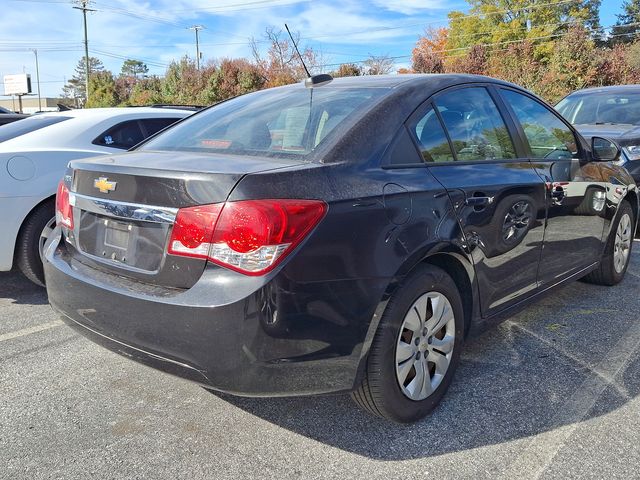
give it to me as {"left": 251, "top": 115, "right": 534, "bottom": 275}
{"left": 0, "top": 0, "right": 628, "bottom": 98}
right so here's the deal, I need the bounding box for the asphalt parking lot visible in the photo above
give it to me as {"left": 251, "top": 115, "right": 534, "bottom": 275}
{"left": 2, "top": 247, "right": 640, "bottom": 480}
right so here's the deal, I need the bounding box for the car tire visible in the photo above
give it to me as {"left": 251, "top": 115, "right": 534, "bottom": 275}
{"left": 582, "top": 200, "right": 634, "bottom": 286}
{"left": 351, "top": 264, "right": 464, "bottom": 423}
{"left": 15, "top": 200, "right": 55, "bottom": 287}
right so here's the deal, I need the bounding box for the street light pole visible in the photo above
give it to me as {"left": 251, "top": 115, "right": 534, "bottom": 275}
{"left": 73, "top": 0, "right": 96, "bottom": 106}
{"left": 32, "top": 49, "right": 42, "bottom": 112}
{"left": 188, "top": 25, "right": 205, "bottom": 69}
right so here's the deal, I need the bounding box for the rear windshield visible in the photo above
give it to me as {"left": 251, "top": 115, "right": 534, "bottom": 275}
{"left": 140, "top": 87, "right": 387, "bottom": 157}
{"left": 556, "top": 91, "right": 640, "bottom": 125}
{"left": 0, "top": 115, "right": 71, "bottom": 143}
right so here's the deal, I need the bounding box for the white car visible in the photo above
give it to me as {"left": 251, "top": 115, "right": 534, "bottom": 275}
{"left": 0, "top": 106, "right": 194, "bottom": 285}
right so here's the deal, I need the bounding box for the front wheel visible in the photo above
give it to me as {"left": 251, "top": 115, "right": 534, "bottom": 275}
{"left": 351, "top": 265, "right": 464, "bottom": 423}
{"left": 582, "top": 200, "right": 634, "bottom": 286}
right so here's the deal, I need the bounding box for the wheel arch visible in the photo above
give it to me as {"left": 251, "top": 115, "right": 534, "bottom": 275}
{"left": 625, "top": 189, "right": 639, "bottom": 232}
{"left": 352, "top": 244, "right": 479, "bottom": 391}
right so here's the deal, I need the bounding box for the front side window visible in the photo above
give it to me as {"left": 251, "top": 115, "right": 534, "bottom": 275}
{"left": 433, "top": 87, "right": 515, "bottom": 162}
{"left": 140, "top": 87, "right": 387, "bottom": 158}
{"left": 412, "top": 106, "right": 454, "bottom": 162}
{"left": 502, "top": 89, "right": 578, "bottom": 160}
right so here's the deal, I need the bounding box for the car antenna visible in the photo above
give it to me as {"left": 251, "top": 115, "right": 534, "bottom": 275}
{"left": 284, "top": 23, "right": 333, "bottom": 88}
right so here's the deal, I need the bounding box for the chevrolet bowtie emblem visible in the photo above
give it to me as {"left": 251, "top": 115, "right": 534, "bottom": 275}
{"left": 94, "top": 177, "right": 117, "bottom": 194}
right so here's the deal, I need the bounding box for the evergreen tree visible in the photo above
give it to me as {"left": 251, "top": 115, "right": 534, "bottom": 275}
{"left": 61, "top": 56, "right": 104, "bottom": 107}
{"left": 120, "top": 59, "right": 149, "bottom": 78}
{"left": 611, "top": 0, "right": 640, "bottom": 44}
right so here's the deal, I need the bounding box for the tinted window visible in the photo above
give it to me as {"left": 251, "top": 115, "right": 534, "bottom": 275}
{"left": 140, "top": 117, "right": 181, "bottom": 137}
{"left": 412, "top": 106, "right": 454, "bottom": 162}
{"left": 94, "top": 120, "right": 145, "bottom": 149}
{"left": 434, "top": 87, "right": 515, "bottom": 161}
{"left": 0, "top": 115, "right": 71, "bottom": 143}
{"left": 502, "top": 89, "right": 577, "bottom": 160}
{"left": 556, "top": 91, "right": 640, "bottom": 125}
{"left": 141, "top": 88, "right": 387, "bottom": 158}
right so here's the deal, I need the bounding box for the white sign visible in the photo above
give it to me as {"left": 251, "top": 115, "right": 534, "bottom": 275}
{"left": 3, "top": 74, "right": 32, "bottom": 96}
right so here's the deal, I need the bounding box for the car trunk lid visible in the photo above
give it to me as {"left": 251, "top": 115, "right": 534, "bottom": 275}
{"left": 63, "top": 150, "right": 305, "bottom": 289}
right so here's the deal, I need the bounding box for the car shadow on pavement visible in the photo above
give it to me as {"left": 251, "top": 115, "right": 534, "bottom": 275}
{"left": 0, "top": 271, "right": 48, "bottom": 305}
{"left": 215, "top": 269, "right": 640, "bottom": 460}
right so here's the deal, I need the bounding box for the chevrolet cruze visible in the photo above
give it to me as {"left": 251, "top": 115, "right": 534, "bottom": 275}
{"left": 44, "top": 75, "right": 637, "bottom": 423}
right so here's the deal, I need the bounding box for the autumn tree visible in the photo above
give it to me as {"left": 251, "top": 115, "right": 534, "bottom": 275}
{"left": 128, "top": 76, "right": 164, "bottom": 106}
{"left": 162, "top": 56, "right": 208, "bottom": 104}
{"left": 363, "top": 54, "right": 394, "bottom": 75}
{"left": 446, "top": 0, "right": 601, "bottom": 62}
{"left": 85, "top": 71, "right": 118, "bottom": 108}
{"left": 447, "top": 45, "right": 488, "bottom": 74}
{"left": 252, "top": 26, "right": 318, "bottom": 87}
{"left": 543, "top": 25, "right": 599, "bottom": 102}
{"left": 487, "top": 41, "right": 542, "bottom": 91}
{"left": 412, "top": 27, "right": 448, "bottom": 73}
{"left": 201, "top": 58, "right": 264, "bottom": 104}
{"left": 332, "top": 63, "right": 362, "bottom": 77}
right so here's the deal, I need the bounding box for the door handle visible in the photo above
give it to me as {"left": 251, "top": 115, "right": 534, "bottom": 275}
{"left": 465, "top": 196, "right": 493, "bottom": 206}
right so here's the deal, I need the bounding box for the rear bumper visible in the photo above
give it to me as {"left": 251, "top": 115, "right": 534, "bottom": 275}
{"left": 44, "top": 230, "right": 388, "bottom": 396}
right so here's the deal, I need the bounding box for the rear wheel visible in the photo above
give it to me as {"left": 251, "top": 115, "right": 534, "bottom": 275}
{"left": 582, "top": 200, "right": 634, "bottom": 286}
{"left": 16, "top": 200, "right": 55, "bottom": 287}
{"left": 351, "top": 265, "right": 464, "bottom": 423}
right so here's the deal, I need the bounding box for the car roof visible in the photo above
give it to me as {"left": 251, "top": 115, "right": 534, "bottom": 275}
{"left": 566, "top": 85, "right": 640, "bottom": 96}
{"left": 277, "top": 73, "right": 516, "bottom": 90}
{"left": 32, "top": 106, "right": 193, "bottom": 119}
{"left": 0, "top": 107, "right": 191, "bottom": 151}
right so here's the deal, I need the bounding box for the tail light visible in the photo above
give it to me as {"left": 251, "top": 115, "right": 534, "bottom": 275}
{"left": 168, "top": 199, "right": 327, "bottom": 276}
{"left": 55, "top": 181, "right": 74, "bottom": 229}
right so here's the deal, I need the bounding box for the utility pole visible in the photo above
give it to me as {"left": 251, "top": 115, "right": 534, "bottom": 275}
{"left": 188, "top": 25, "right": 205, "bottom": 69}
{"left": 73, "top": 0, "right": 95, "bottom": 106}
{"left": 32, "top": 49, "right": 42, "bottom": 112}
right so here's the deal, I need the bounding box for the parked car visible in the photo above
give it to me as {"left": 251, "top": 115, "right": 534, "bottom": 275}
{"left": 1, "top": 106, "right": 194, "bottom": 286}
{"left": 44, "top": 75, "right": 636, "bottom": 423}
{"left": 556, "top": 85, "right": 640, "bottom": 183}
{"left": 0, "top": 105, "right": 28, "bottom": 126}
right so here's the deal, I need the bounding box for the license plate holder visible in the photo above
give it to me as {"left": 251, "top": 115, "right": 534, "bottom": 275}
{"left": 103, "top": 219, "right": 131, "bottom": 253}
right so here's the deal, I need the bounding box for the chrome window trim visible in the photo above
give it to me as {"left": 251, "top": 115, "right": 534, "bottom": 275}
{"left": 70, "top": 193, "right": 178, "bottom": 224}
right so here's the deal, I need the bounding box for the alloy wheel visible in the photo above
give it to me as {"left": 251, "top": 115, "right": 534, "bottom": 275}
{"left": 503, "top": 200, "right": 531, "bottom": 243}
{"left": 614, "top": 213, "right": 632, "bottom": 274}
{"left": 395, "top": 292, "right": 456, "bottom": 401}
{"left": 39, "top": 216, "right": 56, "bottom": 262}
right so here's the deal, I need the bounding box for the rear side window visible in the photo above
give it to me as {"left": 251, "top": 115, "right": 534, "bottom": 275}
{"left": 434, "top": 87, "right": 515, "bottom": 161}
{"left": 502, "top": 89, "right": 578, "bottom": 160}
{"left": 93, "top": 120, "right": 145, "bottom": 149}
{"left": 412, "top": 106, "right": 454, "bottom": 162}
{"left": 0, "top": 115, "right": 71, "bottom": 143}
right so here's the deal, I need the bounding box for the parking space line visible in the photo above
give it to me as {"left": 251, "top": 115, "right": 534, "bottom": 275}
{"left": 0, "top": 320, "right": 64, "bottom": 343}
{"left": 508, "top": 321, "right": 630, "bottom": 400}
{"left": 501, "top": 316, "right": 640, "bottom": 479}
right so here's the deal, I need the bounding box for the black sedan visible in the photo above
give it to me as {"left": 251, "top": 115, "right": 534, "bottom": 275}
{"left": 0, "top": 111, "right": 28, "bottom": 126}
{"left": 44, "top": 74, "right": 637, "bottom": 423}
{"left": 556, "top": 85, "right": 640, "bottom": 183}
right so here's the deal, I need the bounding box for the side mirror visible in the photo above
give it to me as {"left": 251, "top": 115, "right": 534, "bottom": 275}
{"left": 592, "top": 136, "right": 620, "bottom": 162}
